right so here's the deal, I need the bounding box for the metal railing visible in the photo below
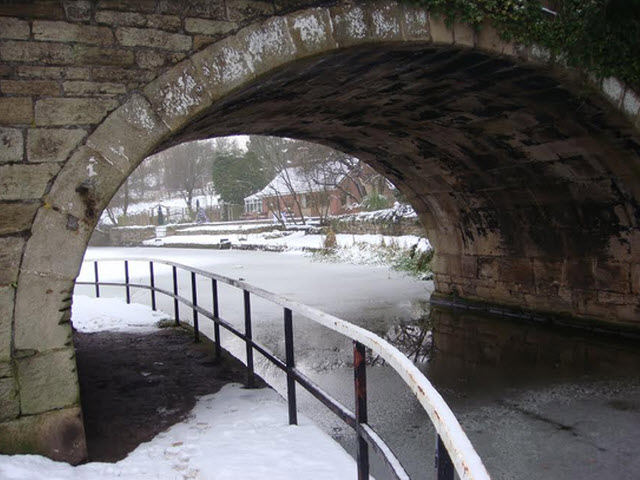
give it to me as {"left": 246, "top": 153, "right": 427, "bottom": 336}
{"left": 77, "top": 257, "right": 490, "bottom": 480}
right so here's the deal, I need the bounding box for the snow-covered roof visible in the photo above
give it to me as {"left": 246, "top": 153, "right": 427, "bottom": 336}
{"left": 245, "top": 163, "right": 349, "bottom": 202}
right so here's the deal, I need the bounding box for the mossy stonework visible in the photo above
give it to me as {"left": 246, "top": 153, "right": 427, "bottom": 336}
{"left": 0, "top": 0, "right": 639, "bottom": 462}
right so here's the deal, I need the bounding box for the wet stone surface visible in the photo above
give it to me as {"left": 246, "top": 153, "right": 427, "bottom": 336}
{"left": 74, "top": 325, "right": 261, "bottom": 462}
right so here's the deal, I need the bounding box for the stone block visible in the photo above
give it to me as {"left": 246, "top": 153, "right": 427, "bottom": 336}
{"left": 135, "top": 50, "right": 168, "bottom": 69}
{"left": 1, "top": 79, "right": 61, "bottom": 96}
{"left": 185, "top": 18, "right": 238, "bottom": 36}
{"left": 35, "top": 97, "right": 119, "bottom": 126}
{"left": 0, "top": 287, "right": 14, "bottom": 362}
{"left": 622, "top": 87, "right": 640, "bottom": 119}
{"left": 601, "top": 77, "right": 624, "bottom": 107}
{"left": 0, "top": 405, "right": 87, "bottom": 464}
{"left": 96, "top": 10, "right": 182, "bottom": 31}
{"left": 63, "top": 0, "right": 92, "bottom": 22}
{"left": 0, "top": 128, "right": 23, "bottom": 163}
{"left": 0, "top": 377, "right": 19, "bottom": 422}
{"left": 115, "top": 27, "right": 192, "bottom": 51}
{"left": 454, "top": 21, "right": 475, "bottom": 47}
{"left": 632, "top": 264, "right": 640, "bottom": 294}
{"left": 98, "top": 0, "right": 156, "bottom": 12}
{"left": 91, "top": 66, "right": 156, "bottom": 83}
{"left": 0, "top": 40, "right": 75, "bottom": 65}
{"left": 594, "top": 261, "right": 630, "bottom": 293}
{"left": 87, "top": 93, "right": 170, "bottom": 174}
{"left": 193, "top": 35, "right": 217, "bottom": 49}
{"left": 428, "top": 13, "right": 453, "bottom": 44}
{"left": 400, "top": 5, "right": 430, "bottom": 41}
{"left": 0, "top": 202, "right": 39, "bottom": 235}
{"left": 0, "top": 1, "right": 66, "bottom": 19}
{"left": 27, "top": 128, "right": 86, "bottom": 163}
{"left": 41, "top": 146, "right": 123, "bottom": 222}
{"left": 369, "top": 3, "right": 403, "bottom": 42}
{"left": 476, "top": 21, "right": 515, "bottom": 56}
{"left": 236, "top": 16, "right": 298, "bottom": 78}
{"left": 0, "top": 163, "right": 60, "bottom": 200}
{"left": 330, "top": 5, "right": 371, "bottom": 47}
{"left": 286, "top": 8, "right": 336, "bottom": 58}
{"left": 72, "top": 45, "right": 136, "bottom": 67}
{"left": 0, "top": 97, "right": 33, "bottom": 125}
{"left": 0, "top": 236, "right": 24, "bottom": 284}
{"left": 62, "top": 80, "right": 127, "bottom": 96}
{"left": 191, "top": 35, "right": 255, "bottom": 103}
{"left": 21, "top": 197, "right": 94, "bottom": 279}
{"left": 0, "top": 361, "right": 11, "bottom": 378}
{"left": 17, "top": 65, "right": 91, "bottom": 80}
{"left": 0, "top": 17, "right": 30, "bottom": 40}
{"left": 14, "top": 273, "right": 74, "bottom": 352}
{"left": 228, "top": 0, "right": 273, "bottom": 22}
{"left": 158, "top": 0, "right": 226, "bottom": 19}
{"left": 33, "top": 21, "right": 114, "bottom": 46}
{"left": 143, "top": 59, "right": 211, "bottom": 131}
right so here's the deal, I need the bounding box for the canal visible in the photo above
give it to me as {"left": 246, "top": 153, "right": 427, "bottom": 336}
{"left": 76, "top": 247, "right": 640, "bottom": 480}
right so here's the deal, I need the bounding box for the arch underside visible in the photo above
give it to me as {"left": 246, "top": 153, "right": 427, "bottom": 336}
{"left": 162, "top": 43, "right": 640, "bottom": 326}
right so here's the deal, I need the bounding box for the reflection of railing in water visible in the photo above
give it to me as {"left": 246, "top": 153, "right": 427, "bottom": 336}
{"left": 77, "top": 258, "right": 491, "bottom": 480}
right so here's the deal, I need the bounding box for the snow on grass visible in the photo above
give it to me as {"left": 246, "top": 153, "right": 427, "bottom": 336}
{"left": 0, "top": 384, "right": 358, "bottom": 480}
{"left": 71, "top": 295, "right": 170, "bottom": 333}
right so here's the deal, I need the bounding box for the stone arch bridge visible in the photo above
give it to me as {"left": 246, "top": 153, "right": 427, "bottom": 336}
{"left": 0, "top": 0, "right": 639, "bottom": 463}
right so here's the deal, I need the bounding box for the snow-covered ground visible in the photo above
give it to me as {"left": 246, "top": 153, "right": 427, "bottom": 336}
{"left": 144, "top": 230, "right": 432, "bottom": 264}
{"left": 0, "top": 297, "right": 360, "bottom": 480}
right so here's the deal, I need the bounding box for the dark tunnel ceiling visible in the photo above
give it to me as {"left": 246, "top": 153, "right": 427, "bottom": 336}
{"left": 158, "top": 43, "right": 640, "bottom": 258}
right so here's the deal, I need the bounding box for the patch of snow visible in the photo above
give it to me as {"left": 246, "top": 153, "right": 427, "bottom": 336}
{"left": 71, "top": 295, "right": 169, "bottom": 333}
{"left": 0, "top": 384, "right": 358, "bottom": 480}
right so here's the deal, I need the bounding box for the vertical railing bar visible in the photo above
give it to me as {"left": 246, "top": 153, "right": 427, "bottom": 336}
{"left": 436, "top": 434, "right": 455, "bottom": 480}
{"left": 172, "top": 265, "right": 180, "bottom": 326}
{"left": 244, "top": 290, "right": 255, "bottom": 388}
{"left": 149, "top": 261, "right": 156, "bottom": 311}
{"left": 354, "top": 341, "right": 369, "bottom": 480}
{"left": 93, "top": 261, "right": 100, "bottom": 298}
{"left": 124, "top": 260, "right": 130, "bottom": 304}
{"left": 284, "top": 307, "right": 297, "bottom": 425}
{"left": 212, "top": 278, "right": 221, "bottom": 360}
{"left": 191, "top": 271, "right": 200, "bottom": 342}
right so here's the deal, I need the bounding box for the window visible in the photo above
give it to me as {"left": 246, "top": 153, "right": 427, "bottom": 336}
{"left": 244, "top": 198, "right": 262, "bottom": 213}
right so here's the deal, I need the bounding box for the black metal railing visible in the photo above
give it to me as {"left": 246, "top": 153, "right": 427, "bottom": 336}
{"left": 76, "top": 258, "right": 490, "bottom": 480}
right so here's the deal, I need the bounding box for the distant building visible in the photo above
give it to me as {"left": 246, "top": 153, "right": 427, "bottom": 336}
{"left": 243, "top": 162, "right": 393, "bottom": 221}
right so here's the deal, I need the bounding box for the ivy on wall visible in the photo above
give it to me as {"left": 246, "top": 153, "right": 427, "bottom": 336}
{"left": 405, "top": 0, "right": 640, "bottom": 88}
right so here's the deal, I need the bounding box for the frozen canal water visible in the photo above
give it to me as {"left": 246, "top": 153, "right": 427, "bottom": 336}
{"left": 76, "top": 247, "right": 640, "bottom": 480}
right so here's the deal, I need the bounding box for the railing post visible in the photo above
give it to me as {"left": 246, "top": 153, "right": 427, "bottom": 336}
{"left": 191, "top": 271, "right": 200, "bottom": 342}
{"left": 435, "top": 434, "right": 454, "bottom": 480}
{"left": 93, "top": 261, "right": 100, "bottom": 298}
{"left": 354, "top": 341, "right": 369, "bottom": 480}
{"left": 212, "top": 279, "right": 221, "bottom": 359}
{"left": 149, "top": 261, "right": 156, "bottom": 311}
{"left": 124, "top": 260, "right": 130, "bottom": 304}
{"left": 284, "top": 308, "right": 297, "bottom": 425}
{"left": 244, "top": 290, "right": 255, "bottom": 388}
{"left": 172, "top": 265, "right": 179, "bottom": 326}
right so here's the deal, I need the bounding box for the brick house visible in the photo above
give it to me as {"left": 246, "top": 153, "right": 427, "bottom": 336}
{"left": 244, "top": 162, "right": 392, "bottom": 222}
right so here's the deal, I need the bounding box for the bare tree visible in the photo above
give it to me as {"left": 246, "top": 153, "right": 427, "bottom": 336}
{"left": 153, "top": 140, "right": 216, "bottom": 216}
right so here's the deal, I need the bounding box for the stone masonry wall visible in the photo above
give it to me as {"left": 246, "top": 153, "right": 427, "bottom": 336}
{"left": 0, "top": 0, "right": 333, "bottom": 463}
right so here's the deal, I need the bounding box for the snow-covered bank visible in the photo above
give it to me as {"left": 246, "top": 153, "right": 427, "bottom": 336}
{"left": 144, "top": 230, "right": 431, "bottom": 255}
{"left": 1, "top": 296, "right": 360, "bottom": 480}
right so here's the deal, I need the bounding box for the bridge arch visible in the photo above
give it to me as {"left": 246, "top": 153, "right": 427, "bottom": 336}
{"left": 1, "top": 0, "right": 639, "bottom": 464}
